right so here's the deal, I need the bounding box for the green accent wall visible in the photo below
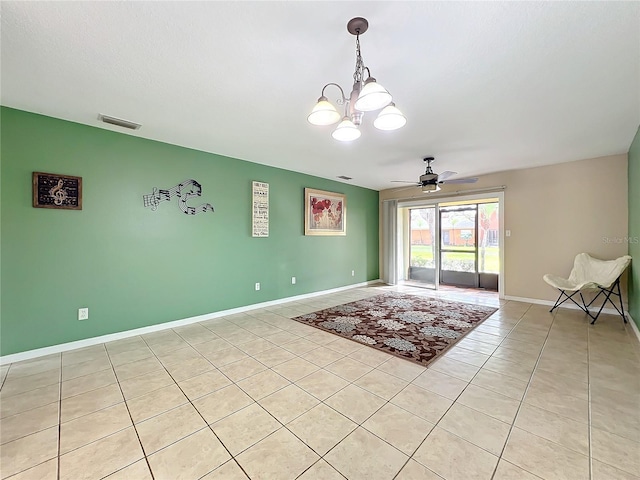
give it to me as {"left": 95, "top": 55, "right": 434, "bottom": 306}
{"left": 629, "top": 126, "right": 640, "bottom": 328}
{"left": 0, "top": 107, "right": 379, "bottom": 356}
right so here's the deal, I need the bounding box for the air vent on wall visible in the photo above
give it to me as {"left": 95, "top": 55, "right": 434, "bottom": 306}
{"left": 337, "top": 176, "right": 353, "bottom": 180}
{"left": 98, "top": 114, "right": 141, "bottom": 130}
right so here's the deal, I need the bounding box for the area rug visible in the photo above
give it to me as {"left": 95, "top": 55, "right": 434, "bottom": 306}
{"left": 292, "top": 293, "right": 497, "bottom": 367}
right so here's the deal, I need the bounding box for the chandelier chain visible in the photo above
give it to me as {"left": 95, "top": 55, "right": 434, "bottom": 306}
{"left": 353, "top": 34, "right": 364, "bottom": 85}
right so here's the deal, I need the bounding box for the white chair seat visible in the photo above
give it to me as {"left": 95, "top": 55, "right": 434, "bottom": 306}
{"left": 543, "top": 274, "right": 599, "bottom": 292}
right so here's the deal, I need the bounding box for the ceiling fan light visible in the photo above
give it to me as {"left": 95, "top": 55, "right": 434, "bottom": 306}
{"left": 332, "top": 117, "right": 361, "bottom": 141}
{"left": 373, "top": 103, "right": 406, "bottom": 130}
{"left": 307, "top": 96, "right": 341, "bottom": 126}
{"left": 354, "top": 78, "right": 392, "bottom": 112}
{"left": 422, "top": 183, "right": 441, "bottom": 193}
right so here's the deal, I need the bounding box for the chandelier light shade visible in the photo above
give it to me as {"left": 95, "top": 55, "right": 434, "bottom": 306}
{"left": 307, "top": 96, "right": 341, "bottom": 126}
{"left": 308, "top": 17, "right": 405, "bottom": 141}
{"left": 354, "top": 78, "right": 392, "bottom": 112}
{"left": 331, "top": 116, "right": 362, "bottom": 142}
{"left": 373, "top": 103, "right": 407, "bottom": 131}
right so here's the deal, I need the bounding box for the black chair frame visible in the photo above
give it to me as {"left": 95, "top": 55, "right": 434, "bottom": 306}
{"left": 548, "top": 275, "right": 627, "bottom": 325}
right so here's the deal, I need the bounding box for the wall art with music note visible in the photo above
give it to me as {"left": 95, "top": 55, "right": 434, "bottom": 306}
{"left": 143, "top": 179, "right": 214, "bottom": 216}
{"left": 32, "top": 172, "right": 83, "bottom": 210}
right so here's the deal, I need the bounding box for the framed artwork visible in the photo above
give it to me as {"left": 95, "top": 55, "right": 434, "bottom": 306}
{"left": 304, "top": 188, "right": 346, "bottom": 236}
{"left": 32, "top": 172, "right": 82, "bottom": 210}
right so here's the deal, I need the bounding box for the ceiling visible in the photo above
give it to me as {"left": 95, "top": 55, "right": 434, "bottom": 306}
{"left": 1, "top": 1, "right": 639, "bottom": 191}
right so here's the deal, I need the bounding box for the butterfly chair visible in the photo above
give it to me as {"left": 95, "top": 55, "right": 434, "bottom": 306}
{"left": 544, "top": 253, "right": 632, "bottom": 324}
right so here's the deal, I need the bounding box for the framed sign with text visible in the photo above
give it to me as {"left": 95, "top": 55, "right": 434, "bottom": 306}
{"left": 252, "top": 181, "right": 269, "bottom": 237}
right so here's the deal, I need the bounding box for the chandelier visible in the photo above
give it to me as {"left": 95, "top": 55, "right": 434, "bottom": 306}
{"left": 307, "top": 17, "right": 406, "bottom": 141}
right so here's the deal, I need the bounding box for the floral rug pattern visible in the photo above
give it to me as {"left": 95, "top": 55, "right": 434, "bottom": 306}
{"left": 292, "top": 293, "right": 497, "bottom": 367}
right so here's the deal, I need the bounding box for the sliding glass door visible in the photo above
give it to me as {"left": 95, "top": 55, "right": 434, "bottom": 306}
{"left": 402, "top": 198, "right": 500, "bottom": 292}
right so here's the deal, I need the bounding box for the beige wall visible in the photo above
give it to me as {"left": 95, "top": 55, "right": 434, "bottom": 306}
{"left": 380, "top": 154, "right": 629, "bottom": 304}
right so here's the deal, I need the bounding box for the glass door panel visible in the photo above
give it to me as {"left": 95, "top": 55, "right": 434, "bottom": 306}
{"left": 408, "top": 207, "right": 437, "bottom": 288}
{"left": 440, "top": 206, "right": 478, "bottom": 287}
{"left": 478, "top": 202, "right": 500, "bottom": 274}
{"left": 441, "top": 252, "right": 476, "bottom": 272}
{"left": 478, "top": 202, "right": 500, "bottom": 290}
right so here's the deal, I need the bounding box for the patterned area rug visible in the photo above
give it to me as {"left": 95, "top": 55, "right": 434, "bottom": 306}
{"left": 292, "top": 293, "right": 497, "bottom": 367}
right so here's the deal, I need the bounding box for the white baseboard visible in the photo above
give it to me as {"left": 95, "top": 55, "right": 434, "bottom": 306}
{"left": 503, "top": 295, "right": 626, "bottom": 317}
{"left": 0, "top": 280, "right": 382, "bottom": 365}
{"left": 628, "top": 314, "right": 640, "bottom": 343}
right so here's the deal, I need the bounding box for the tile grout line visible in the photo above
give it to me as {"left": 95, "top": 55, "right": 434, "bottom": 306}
{"left": 141, "top": 325, "right": 272, "bottom": 479}
{"left": 488, "top": 303, "right": 544, "bottom": 479}
{"left": 294, "top": 458, "right": 348, "bottom": 480}
{"left": 166, "top": 300, "right": 406, "bottom": 478}
{"left": 179, "top": 308, "right": 370, "bottom": 475}
{"left": 0, "top": 356, "right": 64, "bottom": 477}
{"left": 103, "top": 342, "right": 156, "bottom": 480}
{"left": 389, "top": 304, "right": 525, "bottom": 479}
{"left": 64, "top": 303, "right": 507, "bottom": 477}
{"left": 138, "top": 332, "right": 253, "bottom": 479}
{"left": 225, "top": 321, "right": 375, "bottom": 471}
{"left": 399, "top": 309, "right": 529, "bottom": 479}
{"left": 6, "top": 287, "right": 618, "bottom": 480}
{"left": 0, "top": 290, "right": 499, "bottom": 461}
{"left": 0, "top": 362, "right": 12, "bottom": 391}
{"left": 281, "top": 288, "right": 522, "bottom": 478}
{"left": 489, "top": 304, "right": 584, "bottom": 479}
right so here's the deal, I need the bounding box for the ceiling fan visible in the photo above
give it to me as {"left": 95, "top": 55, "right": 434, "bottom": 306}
{"left": 392, "top": 157, "right": 478, "bottom": 192}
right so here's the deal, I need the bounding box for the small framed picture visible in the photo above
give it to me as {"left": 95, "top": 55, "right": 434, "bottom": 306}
{"left": 33, "top": 172, "right": 82, "bottom": 210}
{"left": 304, "top": 188, "right": 346, "bottom": 236}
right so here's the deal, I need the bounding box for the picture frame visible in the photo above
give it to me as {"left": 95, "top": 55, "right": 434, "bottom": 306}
{"left": 32, "top": 172, "right": 83, "bottom": 210}
{"left": 304, "top": 188, "right": 346, "bottom": 236}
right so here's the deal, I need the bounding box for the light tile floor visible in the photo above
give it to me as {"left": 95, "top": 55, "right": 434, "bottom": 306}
{"left": 1, "top": 284, "right": 639, "bottom": 480}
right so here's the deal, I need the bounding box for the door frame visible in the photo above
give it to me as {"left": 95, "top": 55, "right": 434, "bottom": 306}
{"left": 398, "top": 191, "right": 505, "bottom": 299}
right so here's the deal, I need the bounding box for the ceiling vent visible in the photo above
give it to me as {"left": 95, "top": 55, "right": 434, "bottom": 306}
{"left": 337, "top": 175, "right": 353, "bottom": 180}
{"left": 98, "top": 114, "right": 141, "bottom": 130}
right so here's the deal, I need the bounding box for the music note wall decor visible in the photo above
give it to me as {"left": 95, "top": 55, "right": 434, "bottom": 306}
{"left": 252, "top": 181, "right": 269, "bottom": 237}
{"left": 143, "top": 179, "right": 214, "bottom": 215}
{"left": 33, "top": 172, "right": 82, "bottom": 210}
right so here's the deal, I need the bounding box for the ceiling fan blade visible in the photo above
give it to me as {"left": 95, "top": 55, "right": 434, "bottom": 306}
{"left": 391, "top": 181, "right": 421, "bottom": 184}
{"left": 436, "top": 171, "right": 457, "bottom": 181}
{"left": 441, "top": 177, "right": 479, "bottom": 184}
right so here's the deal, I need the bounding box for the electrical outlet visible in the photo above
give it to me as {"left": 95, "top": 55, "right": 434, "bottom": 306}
{"left": 78, "top": 308, "right": 89, "bottom": 321}
{"left": 351, "top": 270, "right": 355, "bottom": 277}
{"left": 291, "top": 276, "right": 296, "bottom": 285}
{"left": 255, "top": 282, "right": 260, "bottom": 291}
